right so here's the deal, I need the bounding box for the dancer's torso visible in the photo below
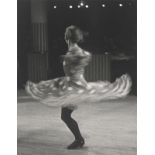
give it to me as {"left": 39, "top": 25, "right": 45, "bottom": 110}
{"left": 62, "top": 47, "right": 91, "bottom": 84}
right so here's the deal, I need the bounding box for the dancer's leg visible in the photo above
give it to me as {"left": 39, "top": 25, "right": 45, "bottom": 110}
{"left": 61, "top": 107, "right": 85, "bottom": 149}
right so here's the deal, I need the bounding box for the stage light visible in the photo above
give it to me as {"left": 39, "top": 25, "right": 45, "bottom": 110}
{"left": 119, "top": 3, "right": 123, "bottom": 7}
{"left": 77, "top": 5, "right": 81, "bottom": 8}
{"left": 102, "top": 4, "right": 106, "bottom": 7}
{"left": 80, "top": 2, "right": 84, "bottom": 6}
{"left": 69, "top": 5, "right": 73, "bottom": 9}
{"left": 53, "top": 5, "right": 57, "bottom": 9}
{"left": 85, "top": 5, "right": 89, "bottom": 8}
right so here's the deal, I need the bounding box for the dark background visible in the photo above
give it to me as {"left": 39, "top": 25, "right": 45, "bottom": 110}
{"left": 17, "top": 0, "right": 137, "bottom": 94}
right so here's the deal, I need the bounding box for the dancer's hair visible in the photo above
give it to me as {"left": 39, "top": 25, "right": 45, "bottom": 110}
{"left": 65, "top": 25, "right": 84, "bottom": 44}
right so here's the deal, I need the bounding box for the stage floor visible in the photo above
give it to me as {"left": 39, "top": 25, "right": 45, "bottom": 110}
{"left": 17, "top": 90, "right": 137, "bottom": 155}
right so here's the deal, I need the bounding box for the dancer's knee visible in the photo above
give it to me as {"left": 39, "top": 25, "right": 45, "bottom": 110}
{"left": 61, "top": 107, "right": 72, "bottom": 122}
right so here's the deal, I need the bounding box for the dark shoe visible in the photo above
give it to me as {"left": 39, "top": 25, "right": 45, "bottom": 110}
{"left": 67, "top": 139, "right": 85, "bottom": 150}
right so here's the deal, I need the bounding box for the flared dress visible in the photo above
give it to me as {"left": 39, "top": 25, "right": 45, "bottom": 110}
{"left": 25, "top": 47, "right": 132, "bottom": 108}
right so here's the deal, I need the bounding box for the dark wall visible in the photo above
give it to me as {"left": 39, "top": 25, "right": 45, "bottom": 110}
{"left": 17, "top": 0, "right": 31, "bottom": 88}
{"left": 47, "top": 1, "right": 137, "bottom": 54}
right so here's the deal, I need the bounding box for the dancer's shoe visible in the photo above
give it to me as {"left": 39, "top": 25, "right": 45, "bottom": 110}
{"left": 67, "top": 138, "right": 85, "bottom": 150}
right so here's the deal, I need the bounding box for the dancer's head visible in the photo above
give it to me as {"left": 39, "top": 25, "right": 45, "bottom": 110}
{"left": 65, "top": 25, "right": 84, "bottom": 44}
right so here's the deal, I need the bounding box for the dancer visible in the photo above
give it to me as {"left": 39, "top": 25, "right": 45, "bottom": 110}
{"left": 26, "top": 25, "right": 132, "bottom": 149}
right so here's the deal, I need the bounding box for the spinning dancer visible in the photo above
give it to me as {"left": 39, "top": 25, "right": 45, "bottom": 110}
{"left": 26, "top": 25, "right": 132, "bottom": 149}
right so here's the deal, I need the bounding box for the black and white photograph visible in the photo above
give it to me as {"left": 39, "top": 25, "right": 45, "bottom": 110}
{"left": 17, "top": 0, "right": 137, "bottom": 154}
